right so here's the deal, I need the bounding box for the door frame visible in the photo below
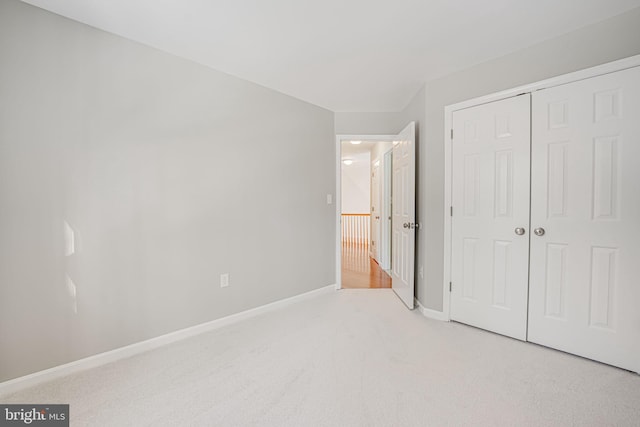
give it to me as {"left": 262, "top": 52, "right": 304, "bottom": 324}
{"left": 442, "top": 54, "right": 640, "bottom": 321}
{"left": 335, "top": 134, "right": 396, "bottom": 290}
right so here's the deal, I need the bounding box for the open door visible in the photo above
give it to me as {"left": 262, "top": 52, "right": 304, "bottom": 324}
{"left": 391, "top": 122, "right": 416, "bottom": 309}
{"left": 370, "top": 160, "right": 381, "bottom": 262}
{"left": 380, "top": 149, "right": 393, "bottom": 271}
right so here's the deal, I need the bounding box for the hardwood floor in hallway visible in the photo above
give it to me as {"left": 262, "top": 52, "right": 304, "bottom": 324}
{"left": 341, "top": 243, "right": 391, "bottom": 289}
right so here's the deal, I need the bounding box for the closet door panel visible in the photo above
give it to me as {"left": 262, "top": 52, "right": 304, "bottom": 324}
{"left": 450, "top": 95, "right": 531, "bottom": 340}
{"left": 529, "top": 66, "right": 640, "bottom": 373}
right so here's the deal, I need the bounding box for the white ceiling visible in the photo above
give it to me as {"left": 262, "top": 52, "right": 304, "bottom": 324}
{"left": 341, "top": 151, "right": 370, "bottom": 167}
{"left": 341, "top": 140, "right": 378, "bottom": 158}
{"left": 21, "top": 0, "right": 640, "bottom": 112}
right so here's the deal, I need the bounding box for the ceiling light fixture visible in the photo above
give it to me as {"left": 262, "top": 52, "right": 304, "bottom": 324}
{"left": 350, "top": 140, "right": 362, "bottom": 145}
{"left": 342, "top": 159, "right": 353, "bottom": 166}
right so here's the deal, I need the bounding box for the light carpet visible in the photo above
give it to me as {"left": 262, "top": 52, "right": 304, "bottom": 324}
{"left": 1, "top": 289, "right": 639, "bottom": 426}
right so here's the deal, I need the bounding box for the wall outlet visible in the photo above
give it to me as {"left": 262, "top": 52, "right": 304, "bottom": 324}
{"left": 326, "top": 194, "right": 333, "bottom": 205}
{"left": 220, "top": 273, "right": 229, "bottom": 288}
{"left": 419, "top": 266, "right": 424, "bottom": 279}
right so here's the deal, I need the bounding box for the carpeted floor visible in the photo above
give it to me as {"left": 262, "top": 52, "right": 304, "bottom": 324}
{"left": 2, "top": 289, "right": 639, "bottom": 426}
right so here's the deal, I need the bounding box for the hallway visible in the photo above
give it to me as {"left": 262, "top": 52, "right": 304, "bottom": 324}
{"left": 341, "top": 243, "right": 391, "bottom": 289}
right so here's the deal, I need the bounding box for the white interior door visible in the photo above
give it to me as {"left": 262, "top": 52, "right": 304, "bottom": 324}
{"left": 370, "top": 161, "right": 380, "bottom": 262}
{"left": 391, "top": 122, "right": 415, "bottom": 309}
{"left": 528, "top": 66, "right": 640, "bottom": 373}
{"left": 380, "top": 149, "right": 393, "bottom": 271}
{"left": 450, "top": 95, "right": 531, "bottom": 340}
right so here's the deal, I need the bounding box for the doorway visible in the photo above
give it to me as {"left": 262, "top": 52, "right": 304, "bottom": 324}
{"left": 335, "top": 123, "right": 417, "bottom": 309}
{"left": 339, "top": 138, "right": 393, "bottom": 289}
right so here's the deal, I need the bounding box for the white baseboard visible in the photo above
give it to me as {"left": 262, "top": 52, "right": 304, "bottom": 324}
{"left": 415, "top": 298, "right": 449, "bottom": 322}
{"left": 0, "top": 284, "right": 336, "bottom": 396}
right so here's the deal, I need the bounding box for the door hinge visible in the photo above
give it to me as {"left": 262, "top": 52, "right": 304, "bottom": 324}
{"left": 450, "top": 129, "right": 453, "bottom": 140}
{"left": 450, "top": 206, "right": 453, "bottom": 217}
{"left": 449, "top": 282, "right": 452, "bottom": 292}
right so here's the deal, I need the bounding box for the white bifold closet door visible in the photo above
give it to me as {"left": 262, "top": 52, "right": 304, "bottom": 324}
{"left": 528, "top": 67, "right": 640, "bottom": 373}
{"left": 450, "top": 94, "right": 531, "bottom": 340}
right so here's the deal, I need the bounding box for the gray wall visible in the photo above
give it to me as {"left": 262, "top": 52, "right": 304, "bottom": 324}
{"left": 334, "top": 112, "right": 405, "bottom": 136}
{"left": 420, "top": 7, "right": 640, "bottom": 311}
{"left": 0, "top": 0, "right": 335, "bottom": 382}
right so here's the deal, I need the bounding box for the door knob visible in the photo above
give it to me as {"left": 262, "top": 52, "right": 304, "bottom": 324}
{"left": 515, "top": 227, "right": 525, "bottom": 236}
{"left": 534, "top": 227, "right": 545, "bottom": 236}
{"left": 403, "top": 222, "right": 408, "bottom": 228}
